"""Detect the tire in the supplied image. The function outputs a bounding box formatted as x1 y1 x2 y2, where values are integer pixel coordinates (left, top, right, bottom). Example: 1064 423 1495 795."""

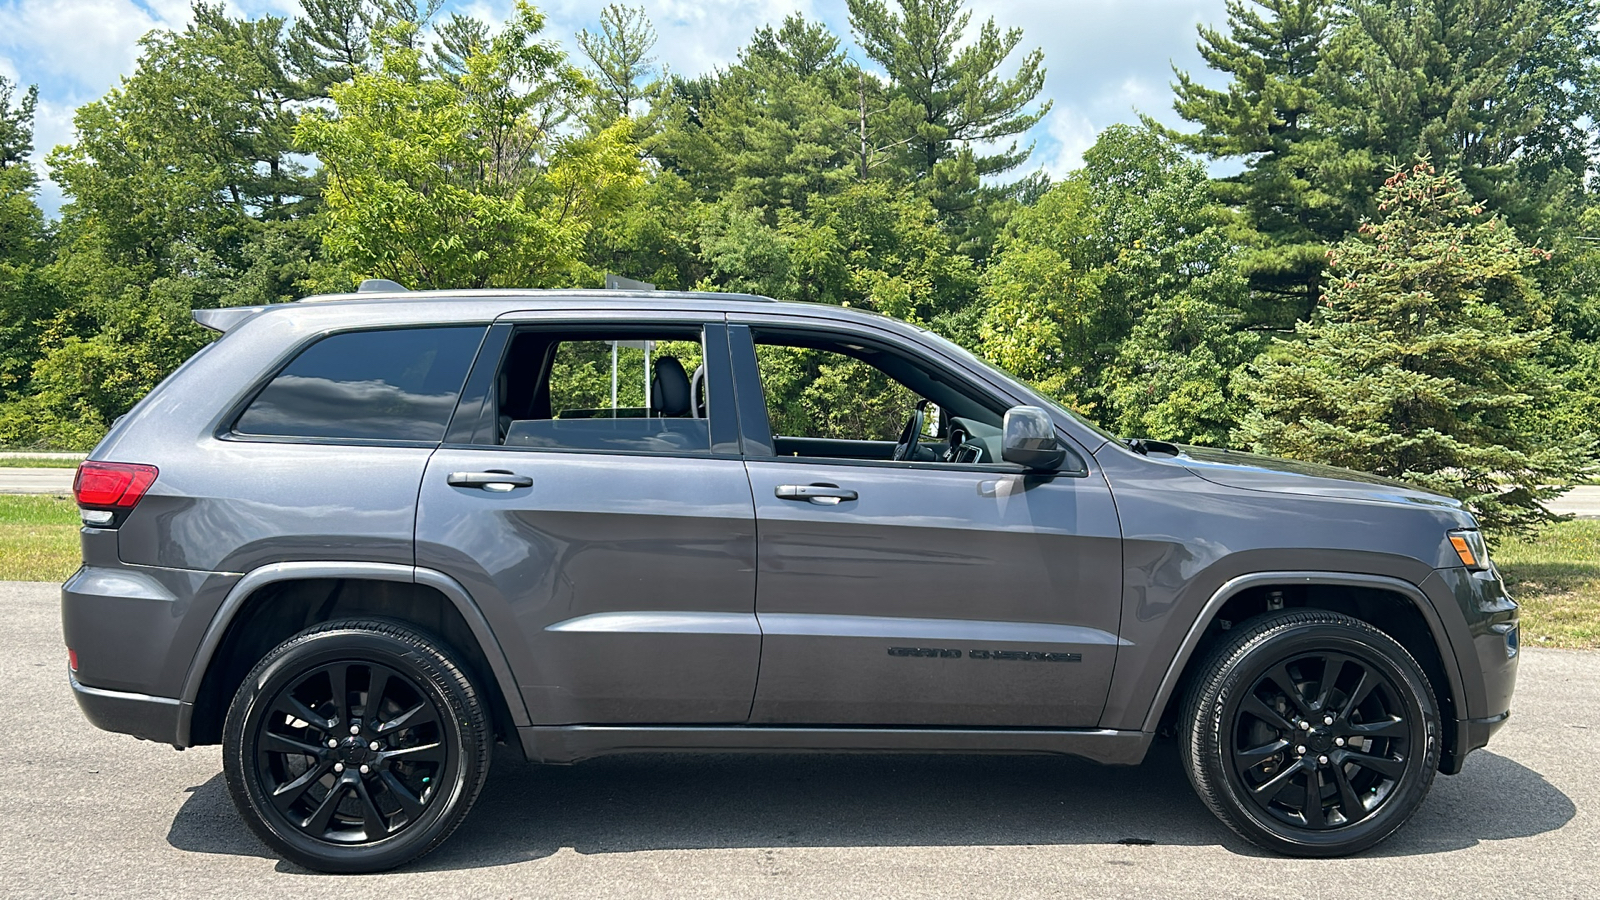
1180 610 1440 857
221 619 492 873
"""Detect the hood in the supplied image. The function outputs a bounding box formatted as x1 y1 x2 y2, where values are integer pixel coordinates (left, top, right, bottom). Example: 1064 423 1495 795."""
1171 445 1466 512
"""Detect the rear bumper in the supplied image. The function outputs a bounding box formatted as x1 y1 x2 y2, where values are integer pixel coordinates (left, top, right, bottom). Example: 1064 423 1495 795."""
68 671 184 746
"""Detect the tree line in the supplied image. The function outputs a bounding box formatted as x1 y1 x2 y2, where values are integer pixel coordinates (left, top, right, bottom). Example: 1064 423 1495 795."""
0 0 1594 530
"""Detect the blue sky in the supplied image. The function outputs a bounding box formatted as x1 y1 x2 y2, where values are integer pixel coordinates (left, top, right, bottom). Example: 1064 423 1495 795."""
0 0 1231 216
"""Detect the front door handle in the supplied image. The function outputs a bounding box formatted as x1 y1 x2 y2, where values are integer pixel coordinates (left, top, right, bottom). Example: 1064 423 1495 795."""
775 484 858 505
448 470 533 492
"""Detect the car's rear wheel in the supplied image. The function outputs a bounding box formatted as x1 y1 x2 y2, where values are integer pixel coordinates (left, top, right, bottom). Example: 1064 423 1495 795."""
1180 610 1440 856
222 619 491 873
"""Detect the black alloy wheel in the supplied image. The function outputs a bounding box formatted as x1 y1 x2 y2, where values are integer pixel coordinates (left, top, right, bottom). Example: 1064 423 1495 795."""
254 660 446 843
1181 610 1440 857
223 620 490 873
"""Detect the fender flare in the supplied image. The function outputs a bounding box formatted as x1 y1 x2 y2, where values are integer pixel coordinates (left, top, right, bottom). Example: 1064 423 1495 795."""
176 561 530 746
1138 571 1466 733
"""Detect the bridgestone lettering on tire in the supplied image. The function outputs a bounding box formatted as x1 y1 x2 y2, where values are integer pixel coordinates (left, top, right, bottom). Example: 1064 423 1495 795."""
221 619 491 873
1180 610 1440 857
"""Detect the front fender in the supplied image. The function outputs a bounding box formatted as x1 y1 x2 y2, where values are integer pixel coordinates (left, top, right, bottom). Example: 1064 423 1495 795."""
1121 570 1468 735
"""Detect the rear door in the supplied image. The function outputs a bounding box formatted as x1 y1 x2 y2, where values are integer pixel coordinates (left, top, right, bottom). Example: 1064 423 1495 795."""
415 315 762 724
730 320 1125 728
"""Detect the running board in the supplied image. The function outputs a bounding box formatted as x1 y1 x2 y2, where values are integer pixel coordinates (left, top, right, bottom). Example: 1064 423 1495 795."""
517 725 1152 766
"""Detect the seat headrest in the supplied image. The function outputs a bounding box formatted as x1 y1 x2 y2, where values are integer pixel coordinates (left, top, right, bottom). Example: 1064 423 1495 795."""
651 356 692 417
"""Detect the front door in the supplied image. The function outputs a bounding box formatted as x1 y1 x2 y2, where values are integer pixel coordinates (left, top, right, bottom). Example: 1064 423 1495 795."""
416 318 761 724
732 323 1124 727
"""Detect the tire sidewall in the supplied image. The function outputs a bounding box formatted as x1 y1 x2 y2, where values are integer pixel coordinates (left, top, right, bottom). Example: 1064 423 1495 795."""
1195 618 1440 856
222 626 482 873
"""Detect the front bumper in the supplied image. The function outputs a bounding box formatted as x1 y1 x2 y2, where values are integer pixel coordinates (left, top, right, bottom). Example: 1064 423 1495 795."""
1426 564 1519 774
68 671 183 746
1441 711 1510 774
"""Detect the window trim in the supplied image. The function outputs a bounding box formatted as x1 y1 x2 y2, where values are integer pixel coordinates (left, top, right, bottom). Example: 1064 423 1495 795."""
219 323 492 448
728 321 1090 478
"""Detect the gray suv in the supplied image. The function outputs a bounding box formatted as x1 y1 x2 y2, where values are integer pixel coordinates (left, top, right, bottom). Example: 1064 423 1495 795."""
63 288 1518 871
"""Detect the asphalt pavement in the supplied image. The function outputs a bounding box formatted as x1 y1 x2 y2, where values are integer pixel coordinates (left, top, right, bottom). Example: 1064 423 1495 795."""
0 467 75 494
0 581 1594 899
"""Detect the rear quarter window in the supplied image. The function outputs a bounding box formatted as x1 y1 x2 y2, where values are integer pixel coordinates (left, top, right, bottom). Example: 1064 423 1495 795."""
235 326 486 442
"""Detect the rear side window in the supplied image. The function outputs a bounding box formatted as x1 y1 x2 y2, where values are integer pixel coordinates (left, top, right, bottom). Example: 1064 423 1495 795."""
236 326 485 442
491 329 714 455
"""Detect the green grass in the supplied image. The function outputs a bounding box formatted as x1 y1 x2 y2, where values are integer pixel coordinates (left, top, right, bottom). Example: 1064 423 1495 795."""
1494 519 1600 650
0 495 80 582
0 495 1594 647
0 457 82 468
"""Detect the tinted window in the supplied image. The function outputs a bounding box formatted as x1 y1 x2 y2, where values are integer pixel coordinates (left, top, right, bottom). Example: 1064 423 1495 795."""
755 344 920 441
492 330 712 455
237 326 485 442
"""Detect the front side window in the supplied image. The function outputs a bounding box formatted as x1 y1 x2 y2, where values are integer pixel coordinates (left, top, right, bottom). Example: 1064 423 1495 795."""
490 327 713 455
752 331 1014 465
235 326 486 442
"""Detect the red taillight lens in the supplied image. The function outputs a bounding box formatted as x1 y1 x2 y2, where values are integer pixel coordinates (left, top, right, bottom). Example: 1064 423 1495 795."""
73 461 159 510
68 649 78 672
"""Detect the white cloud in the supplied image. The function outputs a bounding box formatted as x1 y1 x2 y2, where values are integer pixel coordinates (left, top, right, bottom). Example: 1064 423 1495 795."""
528 0 828 77
1040 106 1099 178
0 0 177 98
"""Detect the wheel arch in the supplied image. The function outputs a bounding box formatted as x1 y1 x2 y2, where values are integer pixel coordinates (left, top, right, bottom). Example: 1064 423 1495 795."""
179 561 529 748
1143 572 1465 763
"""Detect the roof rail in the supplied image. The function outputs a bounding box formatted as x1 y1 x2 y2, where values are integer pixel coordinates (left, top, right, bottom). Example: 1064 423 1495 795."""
358 278 409 292
295 287 783 304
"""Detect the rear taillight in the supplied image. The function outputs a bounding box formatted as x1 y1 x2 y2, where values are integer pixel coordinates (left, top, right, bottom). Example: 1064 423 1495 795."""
68 649 78 672
73 461 159 511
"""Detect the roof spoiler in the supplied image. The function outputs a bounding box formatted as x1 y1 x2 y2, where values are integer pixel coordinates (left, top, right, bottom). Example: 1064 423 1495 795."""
192 306 268 334
359 278 409 292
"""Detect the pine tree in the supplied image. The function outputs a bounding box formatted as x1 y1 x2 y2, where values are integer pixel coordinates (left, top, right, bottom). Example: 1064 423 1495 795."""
1238 162 1589 531
1330 0 1600 237
1168 0 1347 325
847 0 1049 238
577 4 660 123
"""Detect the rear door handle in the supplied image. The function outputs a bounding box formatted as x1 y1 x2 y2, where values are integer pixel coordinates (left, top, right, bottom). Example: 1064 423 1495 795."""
448 470 533 492
775 484 858 505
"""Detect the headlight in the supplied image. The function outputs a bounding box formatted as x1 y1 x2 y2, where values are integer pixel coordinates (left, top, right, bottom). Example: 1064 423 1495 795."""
1448 529 1491 570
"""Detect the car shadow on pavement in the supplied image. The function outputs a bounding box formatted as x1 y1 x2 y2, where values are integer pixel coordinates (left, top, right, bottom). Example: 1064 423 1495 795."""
166 742 1574 871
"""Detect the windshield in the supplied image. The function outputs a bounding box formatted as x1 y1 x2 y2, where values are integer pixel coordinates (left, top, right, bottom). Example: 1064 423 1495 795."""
910 325 1123 446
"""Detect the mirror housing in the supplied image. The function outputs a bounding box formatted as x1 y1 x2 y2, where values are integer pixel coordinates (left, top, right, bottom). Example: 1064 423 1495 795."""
1002 406 1067 471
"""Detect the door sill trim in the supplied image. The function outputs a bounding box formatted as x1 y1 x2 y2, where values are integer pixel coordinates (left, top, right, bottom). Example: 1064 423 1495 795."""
518 724 1151 766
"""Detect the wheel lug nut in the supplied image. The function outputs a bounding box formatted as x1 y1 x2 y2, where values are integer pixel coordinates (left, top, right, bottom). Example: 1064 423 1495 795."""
1299 721 1311 730
369 741 380 751
1323 716 1334 726
1336 737 1346 747
349 725 360 735
359 764 369 774
1318 755 1329 765
1296 745 1307 755
327 739 338 748
333 762 344 772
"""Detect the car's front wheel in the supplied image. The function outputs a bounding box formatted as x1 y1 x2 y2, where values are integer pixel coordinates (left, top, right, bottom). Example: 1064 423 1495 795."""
221 619 491 873
1181 610 1440 856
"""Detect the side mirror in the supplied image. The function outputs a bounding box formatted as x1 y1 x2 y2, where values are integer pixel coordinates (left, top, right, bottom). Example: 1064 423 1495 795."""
1002 406 1066 471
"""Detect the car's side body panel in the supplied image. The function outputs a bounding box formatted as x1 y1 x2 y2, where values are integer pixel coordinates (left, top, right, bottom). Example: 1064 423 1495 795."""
741 460 1124 727
416 449 761 724
1089 445 1505 736
414 312 762 725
